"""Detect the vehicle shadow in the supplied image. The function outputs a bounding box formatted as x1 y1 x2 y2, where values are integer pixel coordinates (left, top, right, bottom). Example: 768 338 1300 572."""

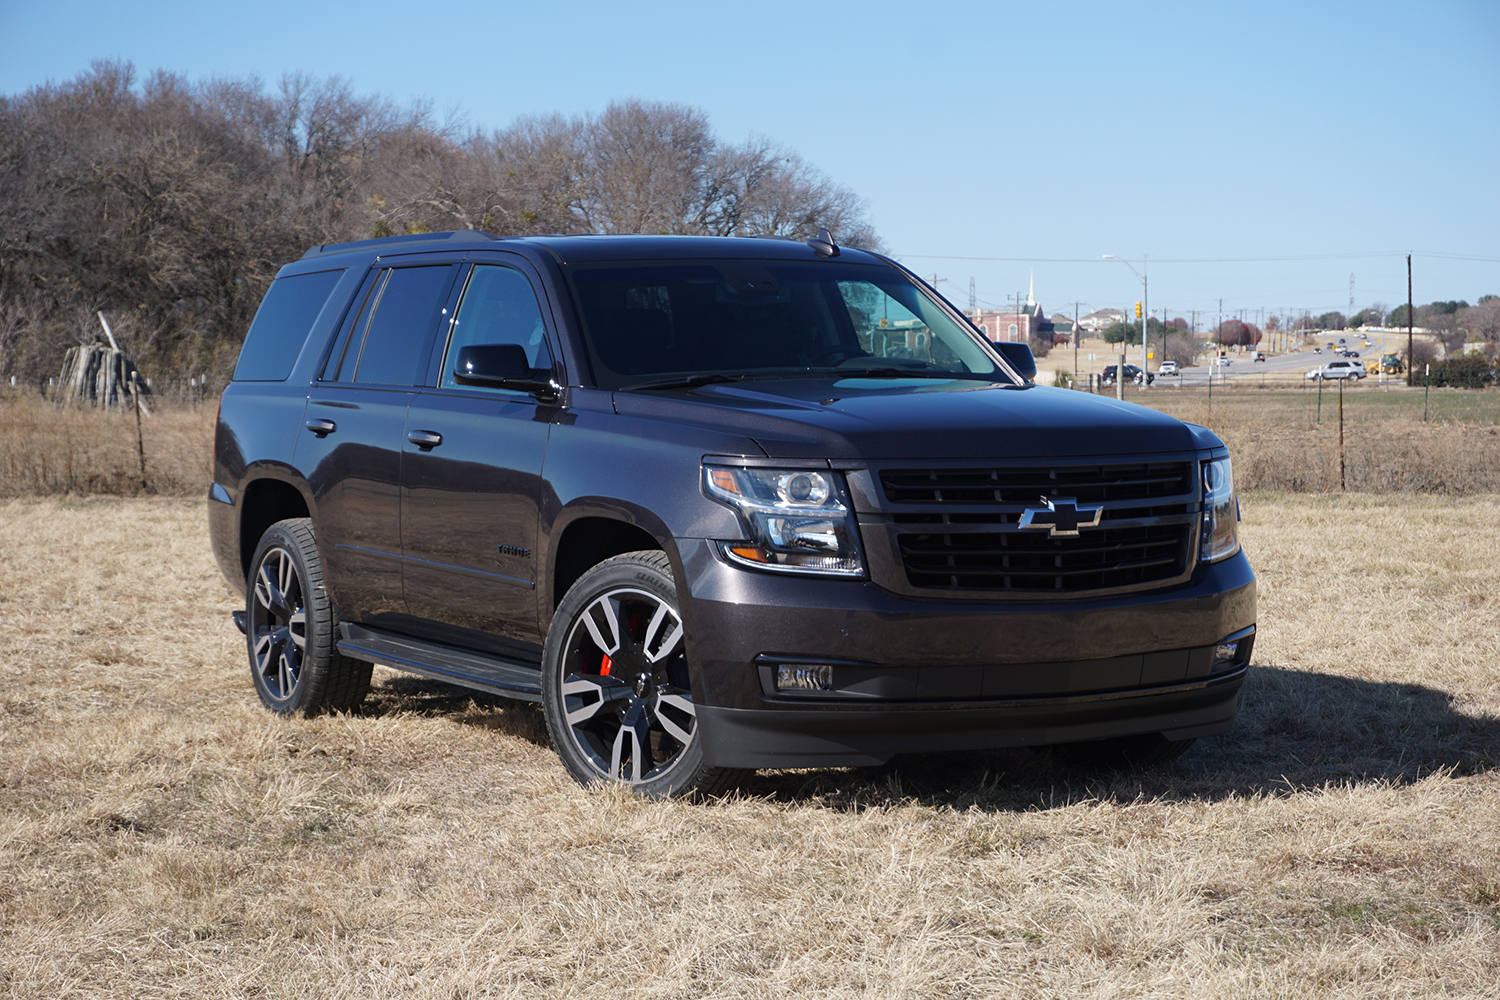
360 673 552 748
738 664 1500 812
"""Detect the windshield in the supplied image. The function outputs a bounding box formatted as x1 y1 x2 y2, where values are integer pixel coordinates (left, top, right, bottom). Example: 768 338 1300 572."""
562 260 1012 390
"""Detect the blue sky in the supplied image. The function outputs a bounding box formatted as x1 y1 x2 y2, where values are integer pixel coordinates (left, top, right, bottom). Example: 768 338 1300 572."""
3 0 1496 325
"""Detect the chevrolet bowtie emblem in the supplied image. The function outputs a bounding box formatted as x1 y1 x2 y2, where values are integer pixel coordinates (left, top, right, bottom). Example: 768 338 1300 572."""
1017 495 1103 537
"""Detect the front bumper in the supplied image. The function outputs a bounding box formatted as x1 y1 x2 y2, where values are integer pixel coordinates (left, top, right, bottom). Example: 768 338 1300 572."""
675 538 1257 768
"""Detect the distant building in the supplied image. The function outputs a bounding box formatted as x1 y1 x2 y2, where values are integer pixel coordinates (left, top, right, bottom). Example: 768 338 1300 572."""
966 274 1067 344
1079 308 1125 334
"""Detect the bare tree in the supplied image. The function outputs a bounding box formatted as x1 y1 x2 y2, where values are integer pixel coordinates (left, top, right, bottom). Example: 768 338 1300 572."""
1461 299 1500 360
0 69 881 388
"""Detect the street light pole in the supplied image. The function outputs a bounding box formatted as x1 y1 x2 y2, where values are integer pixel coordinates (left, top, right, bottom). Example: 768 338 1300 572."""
1104 255 1149 381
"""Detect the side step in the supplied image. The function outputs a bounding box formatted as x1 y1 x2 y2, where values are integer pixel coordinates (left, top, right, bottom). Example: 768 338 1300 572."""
337 622 543 703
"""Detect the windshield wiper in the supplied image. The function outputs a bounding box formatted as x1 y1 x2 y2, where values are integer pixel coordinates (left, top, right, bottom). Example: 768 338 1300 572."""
620 370 837 391
833 367 998 380
619 373 742 392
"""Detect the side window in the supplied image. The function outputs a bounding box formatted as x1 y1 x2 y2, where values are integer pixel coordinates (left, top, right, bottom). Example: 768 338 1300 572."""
349 265 457 386
439 265 553 389
321 270 382 382
234 268 345 381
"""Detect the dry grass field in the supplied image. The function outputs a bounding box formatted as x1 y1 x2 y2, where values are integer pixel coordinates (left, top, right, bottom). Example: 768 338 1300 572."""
2 387 1499 996
2 490 1498 998
0 395 216 497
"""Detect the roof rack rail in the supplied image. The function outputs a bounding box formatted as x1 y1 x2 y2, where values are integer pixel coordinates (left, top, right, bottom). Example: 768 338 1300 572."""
300 230 499 259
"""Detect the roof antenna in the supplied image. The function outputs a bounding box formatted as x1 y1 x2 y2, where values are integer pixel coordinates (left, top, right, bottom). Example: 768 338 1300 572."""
807 227 840 258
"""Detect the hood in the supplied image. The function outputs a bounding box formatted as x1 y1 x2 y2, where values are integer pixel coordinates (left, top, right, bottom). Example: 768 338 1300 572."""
612 377 1202 461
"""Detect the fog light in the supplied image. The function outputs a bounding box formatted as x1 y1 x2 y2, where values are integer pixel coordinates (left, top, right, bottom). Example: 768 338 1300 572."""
1212 641 1241 674
776 663 834 692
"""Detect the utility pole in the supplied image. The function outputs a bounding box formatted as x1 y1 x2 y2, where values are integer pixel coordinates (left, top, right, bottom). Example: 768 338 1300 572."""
1066 301 1087 385
1406 254 1414 387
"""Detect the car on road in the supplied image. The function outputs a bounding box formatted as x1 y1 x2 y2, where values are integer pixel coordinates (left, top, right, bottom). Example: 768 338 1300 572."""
1100 363 1155 386
208 229 1254 797
1305 360 1366 381
1253 353 1266 362
1158 361 1179 376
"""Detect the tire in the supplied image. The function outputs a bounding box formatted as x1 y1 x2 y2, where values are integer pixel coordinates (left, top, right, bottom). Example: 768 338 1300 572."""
541 551 748 798
245 518 371 716
1033 733 1195 769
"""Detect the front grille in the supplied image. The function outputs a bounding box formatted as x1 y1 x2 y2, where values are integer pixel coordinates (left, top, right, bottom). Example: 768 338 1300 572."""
880 462 1194 505
897 522 1189 591
877 462 1197 595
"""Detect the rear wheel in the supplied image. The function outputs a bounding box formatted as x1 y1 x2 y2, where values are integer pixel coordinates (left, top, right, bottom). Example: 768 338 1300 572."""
245 518 371 716
541 551 748 798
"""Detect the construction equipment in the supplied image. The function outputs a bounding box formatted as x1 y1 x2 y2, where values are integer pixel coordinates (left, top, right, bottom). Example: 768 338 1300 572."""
1379 353 1404 375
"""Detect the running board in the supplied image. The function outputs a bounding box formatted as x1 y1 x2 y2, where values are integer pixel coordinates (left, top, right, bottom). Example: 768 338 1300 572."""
337 623 543 702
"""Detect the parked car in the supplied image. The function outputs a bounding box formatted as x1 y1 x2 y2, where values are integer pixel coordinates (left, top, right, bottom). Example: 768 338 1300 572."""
1305 360 1366 381
1100 363 1155 386
1158 361 1179 376
209 229 1254 797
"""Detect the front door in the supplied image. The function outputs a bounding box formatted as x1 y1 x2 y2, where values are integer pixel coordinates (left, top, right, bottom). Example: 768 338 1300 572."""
401 260 557 644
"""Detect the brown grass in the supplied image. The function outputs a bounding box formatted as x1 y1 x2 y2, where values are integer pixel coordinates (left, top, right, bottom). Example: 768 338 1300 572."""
2 495 1498 997
1121 383 1500 494
6 384 1499 501
0 395 215 497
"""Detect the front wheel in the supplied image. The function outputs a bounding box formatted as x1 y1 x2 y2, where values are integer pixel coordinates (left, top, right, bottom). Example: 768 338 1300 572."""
541 551 748 798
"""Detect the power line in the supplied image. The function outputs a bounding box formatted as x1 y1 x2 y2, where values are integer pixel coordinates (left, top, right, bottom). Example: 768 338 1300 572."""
893 250 1500 264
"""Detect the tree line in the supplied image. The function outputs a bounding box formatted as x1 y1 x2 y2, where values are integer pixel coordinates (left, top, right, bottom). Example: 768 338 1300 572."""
0 60 879 387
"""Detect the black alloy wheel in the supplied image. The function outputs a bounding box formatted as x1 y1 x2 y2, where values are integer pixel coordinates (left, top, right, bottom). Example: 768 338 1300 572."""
245 518 370 716
541 551 746 798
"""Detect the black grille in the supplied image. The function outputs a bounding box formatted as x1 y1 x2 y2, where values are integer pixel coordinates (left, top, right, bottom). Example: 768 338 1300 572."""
896 523 1189 592
877 462 1198 595
880 462 1194 505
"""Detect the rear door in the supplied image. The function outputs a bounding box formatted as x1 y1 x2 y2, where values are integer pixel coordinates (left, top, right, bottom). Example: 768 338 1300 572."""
296 259 460 622
400 255 559 643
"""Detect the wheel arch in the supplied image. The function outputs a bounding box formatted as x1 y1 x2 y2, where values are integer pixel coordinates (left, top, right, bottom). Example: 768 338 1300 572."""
545 512 668 631
239 478 312 582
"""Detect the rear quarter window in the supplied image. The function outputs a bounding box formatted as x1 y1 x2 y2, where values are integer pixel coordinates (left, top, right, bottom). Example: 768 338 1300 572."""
233 269 346 381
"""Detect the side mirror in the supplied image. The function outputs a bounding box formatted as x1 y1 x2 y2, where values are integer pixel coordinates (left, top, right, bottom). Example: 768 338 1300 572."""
453 344 559 401
995 342 1037 384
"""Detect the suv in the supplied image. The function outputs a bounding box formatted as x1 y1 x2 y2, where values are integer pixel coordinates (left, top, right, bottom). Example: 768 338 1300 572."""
210 230 1256 797
1100 363 1155 386
1157 361 1179 376
1305 360 1365 381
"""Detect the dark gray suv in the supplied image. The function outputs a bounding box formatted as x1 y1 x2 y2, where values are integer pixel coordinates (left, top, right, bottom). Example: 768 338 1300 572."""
210 229 1256 797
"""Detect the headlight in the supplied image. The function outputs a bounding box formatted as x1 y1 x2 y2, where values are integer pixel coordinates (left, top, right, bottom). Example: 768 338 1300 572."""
703 465 865 577
1200 456 1240 563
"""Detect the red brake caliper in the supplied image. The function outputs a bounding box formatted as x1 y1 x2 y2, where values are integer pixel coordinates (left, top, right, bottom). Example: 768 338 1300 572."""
600 654 612 676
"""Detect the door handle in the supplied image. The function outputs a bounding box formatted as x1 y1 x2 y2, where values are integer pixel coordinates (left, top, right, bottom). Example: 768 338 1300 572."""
407 429 443 450
305 418 336 437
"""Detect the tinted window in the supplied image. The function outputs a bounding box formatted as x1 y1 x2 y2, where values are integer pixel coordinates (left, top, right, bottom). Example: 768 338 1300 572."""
565 261 1005 390
353 265 457 386
439 265 553 389
233 269 344 381
321 271 382 382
